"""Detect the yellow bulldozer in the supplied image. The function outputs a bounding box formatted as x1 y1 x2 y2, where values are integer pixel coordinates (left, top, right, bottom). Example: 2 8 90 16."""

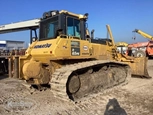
115 42 128 54
8 10 150 101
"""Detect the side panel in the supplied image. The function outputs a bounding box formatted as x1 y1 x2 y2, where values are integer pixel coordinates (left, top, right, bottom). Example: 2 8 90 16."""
27 38 115 61
54 39 93 59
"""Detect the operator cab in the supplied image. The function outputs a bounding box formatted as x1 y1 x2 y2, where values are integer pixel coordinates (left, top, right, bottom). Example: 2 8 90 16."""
39 10 88 41
37 10 113 46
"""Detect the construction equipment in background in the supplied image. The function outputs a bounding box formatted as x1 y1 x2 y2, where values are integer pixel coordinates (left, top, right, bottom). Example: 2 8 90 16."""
127 41 149 57
0 49 26 74
127 29 153 57
115 42 128 47
0 18 40 43
115 42 128 54
0 19 40 74
3 10 150 102
133 29 153 40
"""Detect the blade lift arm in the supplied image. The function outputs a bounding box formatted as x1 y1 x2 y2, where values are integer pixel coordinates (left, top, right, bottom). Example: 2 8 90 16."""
106 25 115 46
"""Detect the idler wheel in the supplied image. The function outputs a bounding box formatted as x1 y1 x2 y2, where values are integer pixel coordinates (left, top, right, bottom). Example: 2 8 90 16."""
67 73 80 94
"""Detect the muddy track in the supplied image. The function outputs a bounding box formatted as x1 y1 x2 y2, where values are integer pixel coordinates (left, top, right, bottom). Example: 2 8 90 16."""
50 60 131 102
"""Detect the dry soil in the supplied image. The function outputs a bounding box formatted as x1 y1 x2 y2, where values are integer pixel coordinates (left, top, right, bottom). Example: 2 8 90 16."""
0 60 153 115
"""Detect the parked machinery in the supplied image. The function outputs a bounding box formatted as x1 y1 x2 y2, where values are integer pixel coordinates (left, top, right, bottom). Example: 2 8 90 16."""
115 42 128 54
128 29 153 57
0 49 27 75
6 10 150 101
133 29 153 40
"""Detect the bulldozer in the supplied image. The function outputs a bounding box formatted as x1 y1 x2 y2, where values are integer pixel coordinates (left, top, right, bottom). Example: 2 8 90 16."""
115 42 128 54
8 10 150 101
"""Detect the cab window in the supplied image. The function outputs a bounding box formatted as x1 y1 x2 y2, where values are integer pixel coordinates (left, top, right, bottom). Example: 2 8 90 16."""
39 16 58 40
67 17 81 38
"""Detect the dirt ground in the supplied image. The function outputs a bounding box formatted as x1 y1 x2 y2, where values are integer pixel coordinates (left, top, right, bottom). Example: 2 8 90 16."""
0 60 153 115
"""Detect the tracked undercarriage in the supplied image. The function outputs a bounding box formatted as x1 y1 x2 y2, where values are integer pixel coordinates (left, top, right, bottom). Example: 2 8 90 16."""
50 60 131 102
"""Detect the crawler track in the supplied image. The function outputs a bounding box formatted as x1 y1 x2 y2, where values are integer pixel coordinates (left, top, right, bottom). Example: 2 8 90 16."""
50 60 131 102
